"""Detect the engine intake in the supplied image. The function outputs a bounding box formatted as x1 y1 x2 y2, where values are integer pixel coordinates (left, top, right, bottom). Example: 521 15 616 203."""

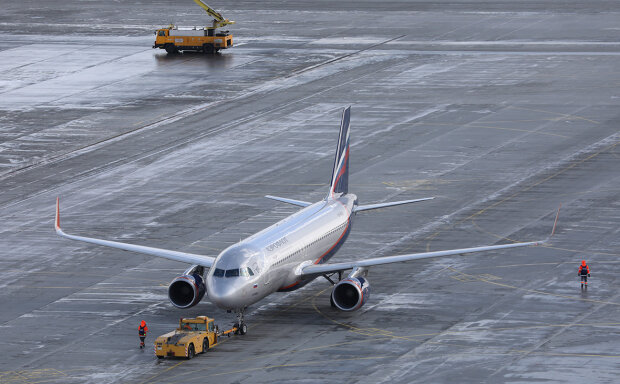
331 277 370 311
168 266 206 309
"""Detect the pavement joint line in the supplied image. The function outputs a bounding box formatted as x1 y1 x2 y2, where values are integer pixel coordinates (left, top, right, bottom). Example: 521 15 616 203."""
489 282 620 376
508 105 600 125
469 216 620 257
207 355 393 377
0 34 404 187
416 121 569 138
420 138 620 253
447 267 620 307
308 289 620 363
139 286 331 384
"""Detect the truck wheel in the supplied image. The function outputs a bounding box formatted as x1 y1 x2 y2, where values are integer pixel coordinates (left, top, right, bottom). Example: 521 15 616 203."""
157 355 164 359
202 338 209 353
203 44 214 54
187 344 195 360
165 44 178 54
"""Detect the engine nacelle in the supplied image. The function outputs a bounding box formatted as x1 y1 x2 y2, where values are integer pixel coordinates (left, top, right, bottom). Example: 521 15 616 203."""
168 266 206 309
331 277 370 311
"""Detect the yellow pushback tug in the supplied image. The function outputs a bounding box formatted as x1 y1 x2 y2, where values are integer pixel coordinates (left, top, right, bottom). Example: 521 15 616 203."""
154 316 238 359
153 0 234 54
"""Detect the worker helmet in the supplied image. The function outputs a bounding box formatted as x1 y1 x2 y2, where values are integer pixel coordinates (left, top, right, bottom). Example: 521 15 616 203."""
581 260 586 266
140 320 146 327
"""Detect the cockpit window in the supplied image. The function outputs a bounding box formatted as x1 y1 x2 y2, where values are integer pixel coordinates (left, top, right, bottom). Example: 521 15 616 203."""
225 269 240 277
216 267 255 278
213 268 225 277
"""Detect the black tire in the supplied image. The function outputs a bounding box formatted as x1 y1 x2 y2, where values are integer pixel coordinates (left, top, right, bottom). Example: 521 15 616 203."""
233 323 239 335
203 44 214 54
202 338 209 353
157 355 164 359
165 44 178 54
187 344 195 360
239 323 247 335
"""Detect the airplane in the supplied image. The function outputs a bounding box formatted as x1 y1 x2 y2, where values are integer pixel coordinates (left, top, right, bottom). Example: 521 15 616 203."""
55 106 559 335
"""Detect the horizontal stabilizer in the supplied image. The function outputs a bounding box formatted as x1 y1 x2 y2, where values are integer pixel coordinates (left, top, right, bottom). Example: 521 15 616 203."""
354 197 434 213
265 195 312 208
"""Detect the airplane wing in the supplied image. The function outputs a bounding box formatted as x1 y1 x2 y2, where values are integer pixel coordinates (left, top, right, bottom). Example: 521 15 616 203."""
301 206 561 277
265 195 312 207
54 198 215 267
300 239 544 276
354 197 435 213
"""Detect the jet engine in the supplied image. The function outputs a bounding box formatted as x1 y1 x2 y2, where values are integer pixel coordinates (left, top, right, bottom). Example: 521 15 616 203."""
330 276 370 311
168 265 206 309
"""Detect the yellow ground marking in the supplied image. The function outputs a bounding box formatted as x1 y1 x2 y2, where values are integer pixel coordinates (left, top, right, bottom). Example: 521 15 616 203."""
489 260 620 269
138 361 185 384
481 119 577 124
418 139 620 252
139 287 332 384
0 368 71 384
382 178 455 190
417 122 569 138
507 106 600 124
85 112 619 382
142 289 620 384
208 355 392 377
469 216 620 257
450 272 502 282
447 267 620 307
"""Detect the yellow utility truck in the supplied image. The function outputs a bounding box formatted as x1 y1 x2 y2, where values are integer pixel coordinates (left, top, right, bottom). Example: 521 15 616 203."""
154 316 219 359
153 0 234 54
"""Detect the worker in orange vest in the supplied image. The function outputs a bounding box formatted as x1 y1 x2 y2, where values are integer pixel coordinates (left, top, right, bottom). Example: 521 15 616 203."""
139 320 149 349
578 260 590 288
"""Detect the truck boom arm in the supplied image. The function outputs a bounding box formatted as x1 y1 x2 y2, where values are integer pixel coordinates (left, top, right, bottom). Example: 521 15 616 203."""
193 0 235 28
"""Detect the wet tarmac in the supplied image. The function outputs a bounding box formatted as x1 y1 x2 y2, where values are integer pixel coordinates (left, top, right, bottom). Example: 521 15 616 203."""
1 1 619 383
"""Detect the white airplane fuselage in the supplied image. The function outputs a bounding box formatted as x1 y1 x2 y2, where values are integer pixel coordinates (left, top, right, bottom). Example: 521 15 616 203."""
207 194 357 310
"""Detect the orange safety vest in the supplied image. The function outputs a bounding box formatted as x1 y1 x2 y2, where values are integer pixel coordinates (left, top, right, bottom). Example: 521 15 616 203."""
139 325 148 336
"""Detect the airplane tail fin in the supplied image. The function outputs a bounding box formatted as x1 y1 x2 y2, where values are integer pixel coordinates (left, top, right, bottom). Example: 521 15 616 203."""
328 106 351 198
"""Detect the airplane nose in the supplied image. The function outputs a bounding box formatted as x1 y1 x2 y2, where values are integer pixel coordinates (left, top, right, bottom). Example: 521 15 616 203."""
207 278 242 309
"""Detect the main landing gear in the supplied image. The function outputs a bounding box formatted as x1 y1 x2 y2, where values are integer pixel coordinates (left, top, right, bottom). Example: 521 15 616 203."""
233 309 248 335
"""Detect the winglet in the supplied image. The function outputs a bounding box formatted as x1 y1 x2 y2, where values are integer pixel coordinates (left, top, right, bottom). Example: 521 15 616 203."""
537 204 561 245
55 197 61 232
550 203 561 238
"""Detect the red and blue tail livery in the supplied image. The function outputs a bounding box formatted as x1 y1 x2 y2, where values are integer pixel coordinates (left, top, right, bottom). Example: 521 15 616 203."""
329 106 351 197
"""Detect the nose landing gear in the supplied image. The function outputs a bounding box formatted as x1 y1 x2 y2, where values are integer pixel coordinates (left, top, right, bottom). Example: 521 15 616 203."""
233 309 247 335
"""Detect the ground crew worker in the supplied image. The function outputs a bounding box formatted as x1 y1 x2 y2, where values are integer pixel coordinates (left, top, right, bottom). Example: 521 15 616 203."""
139 320 148 349
578 260 590 288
